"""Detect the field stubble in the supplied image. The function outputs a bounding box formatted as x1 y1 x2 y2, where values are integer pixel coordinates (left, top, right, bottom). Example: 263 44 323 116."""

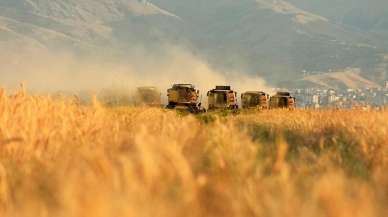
0 88 387 217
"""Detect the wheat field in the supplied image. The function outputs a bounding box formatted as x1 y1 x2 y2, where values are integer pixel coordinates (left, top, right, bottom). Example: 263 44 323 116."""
0 88 387 217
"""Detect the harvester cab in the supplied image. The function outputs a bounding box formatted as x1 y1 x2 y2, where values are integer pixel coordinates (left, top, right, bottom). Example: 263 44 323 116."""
270 92 296 109
241 91 270 110
207 86 238 111
134 86 162 107
166 84 205 113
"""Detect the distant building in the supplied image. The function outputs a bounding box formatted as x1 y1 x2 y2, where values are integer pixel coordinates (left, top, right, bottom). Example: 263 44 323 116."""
289 85 388 108
385 93 388 105
312 94 320 105
327 89 337 104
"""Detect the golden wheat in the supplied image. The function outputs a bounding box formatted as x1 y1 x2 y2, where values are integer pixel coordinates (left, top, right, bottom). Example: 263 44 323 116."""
0 89 387 217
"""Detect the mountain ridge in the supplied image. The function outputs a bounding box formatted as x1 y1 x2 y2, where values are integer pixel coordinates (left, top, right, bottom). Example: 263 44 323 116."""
0 0 387 87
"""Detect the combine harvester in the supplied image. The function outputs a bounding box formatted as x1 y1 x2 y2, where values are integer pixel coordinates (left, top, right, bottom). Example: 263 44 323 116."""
134 87 162 107
207 86 238 111
166 84 206 113
241 91 270 110
270 92 296 109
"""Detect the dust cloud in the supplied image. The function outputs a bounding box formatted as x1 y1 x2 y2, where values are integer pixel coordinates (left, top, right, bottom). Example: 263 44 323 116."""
0 44 273 103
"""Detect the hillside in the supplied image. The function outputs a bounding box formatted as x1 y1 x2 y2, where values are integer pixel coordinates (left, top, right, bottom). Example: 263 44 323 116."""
0 0 180 50
151 0 387 83
289 0 388 34
301 69 380 89
0 0 387 87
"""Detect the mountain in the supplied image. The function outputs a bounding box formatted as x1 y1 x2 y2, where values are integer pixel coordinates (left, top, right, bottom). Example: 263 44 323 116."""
288 0 388 33
151 0 387 83
287 0 388 51
287 68 381 89
0 0 181 50
0 0 387 88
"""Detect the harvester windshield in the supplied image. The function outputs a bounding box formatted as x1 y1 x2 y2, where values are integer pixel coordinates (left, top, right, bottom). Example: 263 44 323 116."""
243 93 261 107
213 92 228 105
272 97 288 107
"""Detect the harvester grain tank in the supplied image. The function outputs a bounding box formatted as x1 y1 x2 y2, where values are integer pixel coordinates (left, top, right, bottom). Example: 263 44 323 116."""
270 92 296 109
207 86 238 111
241 91 270 109
166 84 205 113
134 86 161 107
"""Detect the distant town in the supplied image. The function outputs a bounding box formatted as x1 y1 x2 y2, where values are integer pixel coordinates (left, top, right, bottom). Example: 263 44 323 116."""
289 81 388 109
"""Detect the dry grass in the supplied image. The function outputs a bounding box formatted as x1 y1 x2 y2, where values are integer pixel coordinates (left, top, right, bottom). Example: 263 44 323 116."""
0 88 387 217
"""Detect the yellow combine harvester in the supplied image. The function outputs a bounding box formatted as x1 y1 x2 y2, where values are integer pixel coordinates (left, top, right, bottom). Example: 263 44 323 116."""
270 92 296 109
166 84 205 113
134 87 162 107
207 86 238 111
241 91 270 110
